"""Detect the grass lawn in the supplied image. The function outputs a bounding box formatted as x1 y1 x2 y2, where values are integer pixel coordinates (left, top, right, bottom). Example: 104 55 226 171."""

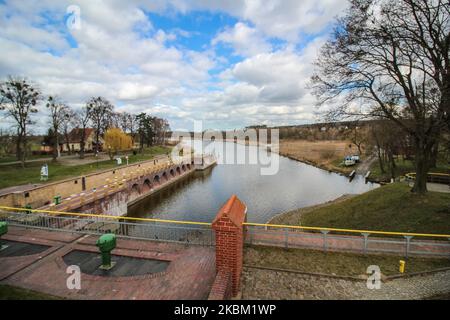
0 154 52 164
299 183 450 235
369 158 450 182
0 285 62 300
0 146 171 189
245 245 450 277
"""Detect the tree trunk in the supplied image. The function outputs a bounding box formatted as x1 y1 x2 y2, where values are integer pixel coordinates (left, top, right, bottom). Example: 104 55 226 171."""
411 139 431 194
52 131 58 161
95 131 100 153
387 148 396 180
79 132 86 159
21 134 26 169
79 141 85 159
64 130 71 155
16 135 22 162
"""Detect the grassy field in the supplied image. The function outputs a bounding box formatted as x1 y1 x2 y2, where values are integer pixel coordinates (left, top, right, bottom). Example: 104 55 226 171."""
279 139 356 174
245 245 450 277
369 158 450 182
298 183 450 234
0 154 52 164
0 285 62 300
0 146 171 189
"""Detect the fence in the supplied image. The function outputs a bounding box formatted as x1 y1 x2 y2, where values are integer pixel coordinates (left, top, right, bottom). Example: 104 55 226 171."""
405 172 450 185
244 223 450 258
1 206 450 258
0 207 214 246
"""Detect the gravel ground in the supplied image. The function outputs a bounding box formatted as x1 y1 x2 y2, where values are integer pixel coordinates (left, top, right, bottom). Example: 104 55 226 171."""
241 267 450 300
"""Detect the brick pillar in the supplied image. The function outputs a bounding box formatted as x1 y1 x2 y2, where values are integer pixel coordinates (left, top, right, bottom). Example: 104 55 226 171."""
212 195 247 297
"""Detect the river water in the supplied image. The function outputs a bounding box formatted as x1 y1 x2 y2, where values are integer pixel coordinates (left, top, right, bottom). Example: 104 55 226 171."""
128 141 379 223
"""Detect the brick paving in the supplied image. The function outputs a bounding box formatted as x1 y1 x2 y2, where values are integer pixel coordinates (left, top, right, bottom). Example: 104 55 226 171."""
0 227 216 299
241 267 450 300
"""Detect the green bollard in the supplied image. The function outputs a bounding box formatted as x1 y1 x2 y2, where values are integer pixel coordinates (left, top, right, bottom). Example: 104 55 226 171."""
96 233 116 270
53 195 61 205
0 221 8 251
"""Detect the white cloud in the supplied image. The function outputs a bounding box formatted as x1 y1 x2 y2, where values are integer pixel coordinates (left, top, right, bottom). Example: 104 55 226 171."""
168 0 348 41
0 0 346 131
212 22 272 57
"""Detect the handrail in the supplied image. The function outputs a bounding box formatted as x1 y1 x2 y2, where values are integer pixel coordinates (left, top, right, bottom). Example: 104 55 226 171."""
0 206 211 227
243 222 450 239
2 205 448 238
405 172 450 178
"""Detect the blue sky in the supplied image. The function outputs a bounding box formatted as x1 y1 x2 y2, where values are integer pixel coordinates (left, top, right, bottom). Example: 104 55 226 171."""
0 0 349 133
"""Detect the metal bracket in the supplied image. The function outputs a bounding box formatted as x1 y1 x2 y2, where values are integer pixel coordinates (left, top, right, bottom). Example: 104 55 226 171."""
404 235 414 259
321 230 330 251
361 233 370 254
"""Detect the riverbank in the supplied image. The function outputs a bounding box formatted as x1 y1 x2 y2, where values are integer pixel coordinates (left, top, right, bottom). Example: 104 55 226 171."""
268 194 357 225
269 183 450 235
279 140 356 176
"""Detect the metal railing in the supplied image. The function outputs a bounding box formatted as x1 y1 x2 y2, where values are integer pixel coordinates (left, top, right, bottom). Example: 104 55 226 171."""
405 172 450 185
244 223 450 258
0 207 214 246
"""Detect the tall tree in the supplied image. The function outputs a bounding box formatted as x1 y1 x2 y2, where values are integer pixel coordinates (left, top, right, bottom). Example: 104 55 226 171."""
104 128 133 160
0 77 40 168
60 107 76 155
86 97 113 153
74 106 91 159
311 0 450 193
46 96 70 161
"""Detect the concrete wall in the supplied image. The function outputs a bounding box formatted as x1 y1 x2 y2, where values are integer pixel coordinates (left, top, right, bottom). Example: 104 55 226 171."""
0 157 193 209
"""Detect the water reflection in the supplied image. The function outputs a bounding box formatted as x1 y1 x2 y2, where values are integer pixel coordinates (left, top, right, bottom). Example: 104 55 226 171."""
128 141 379 223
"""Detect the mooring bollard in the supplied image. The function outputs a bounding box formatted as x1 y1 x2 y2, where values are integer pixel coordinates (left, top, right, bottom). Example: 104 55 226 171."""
399 260 406 273
96 233 116 270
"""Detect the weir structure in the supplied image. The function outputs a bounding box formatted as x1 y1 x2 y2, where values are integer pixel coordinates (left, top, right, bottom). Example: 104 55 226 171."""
31 154 216 216
1 194 449 300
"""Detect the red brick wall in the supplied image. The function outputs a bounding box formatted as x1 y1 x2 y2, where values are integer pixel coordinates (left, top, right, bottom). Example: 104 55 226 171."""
208 270 232 300
212 195 246 297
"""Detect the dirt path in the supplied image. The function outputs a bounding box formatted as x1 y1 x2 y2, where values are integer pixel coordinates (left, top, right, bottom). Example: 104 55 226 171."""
356 153 377 175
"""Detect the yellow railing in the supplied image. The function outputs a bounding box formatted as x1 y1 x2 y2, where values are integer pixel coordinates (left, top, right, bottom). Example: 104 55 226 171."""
2 205 448 239
243 222 450 239
405 172 450 182
0 206 211 227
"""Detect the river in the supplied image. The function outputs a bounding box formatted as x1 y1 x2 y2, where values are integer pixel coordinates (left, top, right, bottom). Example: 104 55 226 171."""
128 141 379 223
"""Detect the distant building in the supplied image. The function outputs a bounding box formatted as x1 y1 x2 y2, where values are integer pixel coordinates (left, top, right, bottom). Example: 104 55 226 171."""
62 128 104 152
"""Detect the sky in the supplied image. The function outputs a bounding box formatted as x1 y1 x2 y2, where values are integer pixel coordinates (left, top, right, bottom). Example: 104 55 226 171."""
0 0 349 133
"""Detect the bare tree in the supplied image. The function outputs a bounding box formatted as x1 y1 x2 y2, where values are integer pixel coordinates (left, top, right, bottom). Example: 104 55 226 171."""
0 76 40 168
60 107 76 155
46 96 70 161
74 106 91 159
311 0 450 193
345 123 367 155
118 112 137 138
86 97 114 153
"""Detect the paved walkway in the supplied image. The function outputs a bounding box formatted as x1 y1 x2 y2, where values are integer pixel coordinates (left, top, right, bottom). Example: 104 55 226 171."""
425 183 450 193
241 267 450 300
0 226 216 299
